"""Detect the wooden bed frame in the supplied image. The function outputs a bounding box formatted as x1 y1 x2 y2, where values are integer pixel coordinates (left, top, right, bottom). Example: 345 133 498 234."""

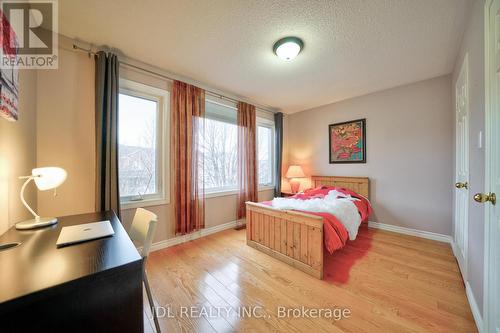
245 176 370 279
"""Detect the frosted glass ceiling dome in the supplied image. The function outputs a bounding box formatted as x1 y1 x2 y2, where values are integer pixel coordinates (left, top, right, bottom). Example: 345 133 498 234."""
273 37 304 61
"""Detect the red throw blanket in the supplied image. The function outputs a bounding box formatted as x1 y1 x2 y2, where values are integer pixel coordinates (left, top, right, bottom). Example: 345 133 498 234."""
264 186 372 254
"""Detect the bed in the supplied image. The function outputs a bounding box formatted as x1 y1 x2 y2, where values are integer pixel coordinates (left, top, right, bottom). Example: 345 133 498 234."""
245 176 370 279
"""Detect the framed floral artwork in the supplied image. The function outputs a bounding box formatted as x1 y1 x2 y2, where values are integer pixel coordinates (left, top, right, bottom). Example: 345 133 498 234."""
329 118 366 163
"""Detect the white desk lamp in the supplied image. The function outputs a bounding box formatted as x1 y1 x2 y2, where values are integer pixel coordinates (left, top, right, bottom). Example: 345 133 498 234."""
16 167 67 230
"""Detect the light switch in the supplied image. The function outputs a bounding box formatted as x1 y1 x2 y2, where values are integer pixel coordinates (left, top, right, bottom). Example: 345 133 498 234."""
478 131 483 149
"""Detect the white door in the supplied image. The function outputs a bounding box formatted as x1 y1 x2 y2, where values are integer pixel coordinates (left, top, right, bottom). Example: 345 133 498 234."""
485 1 500 331
454 54 470 279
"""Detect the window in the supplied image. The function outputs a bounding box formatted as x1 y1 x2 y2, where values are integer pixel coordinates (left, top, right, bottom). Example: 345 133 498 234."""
257 118 275 188
118 79 169 207
203 99 238 194
203 98 276 196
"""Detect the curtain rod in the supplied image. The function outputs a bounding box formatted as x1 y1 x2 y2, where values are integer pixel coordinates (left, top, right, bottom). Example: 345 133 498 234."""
72 44 276 114
119 61 242 106
72 44 98 57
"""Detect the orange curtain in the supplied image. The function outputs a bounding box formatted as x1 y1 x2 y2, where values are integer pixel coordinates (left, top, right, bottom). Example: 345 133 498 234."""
172 81 205 234
237 101 257 219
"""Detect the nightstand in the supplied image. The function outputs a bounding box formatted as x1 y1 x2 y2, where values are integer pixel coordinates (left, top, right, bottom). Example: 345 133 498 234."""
281 192 295 197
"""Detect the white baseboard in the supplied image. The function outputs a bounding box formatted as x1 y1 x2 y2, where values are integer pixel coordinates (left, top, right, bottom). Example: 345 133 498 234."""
465 281 483 333
450 240 458 258
150 219 242 252
149 218 482 331
151 220 452 252
367 221 453 243
368 222 482 331
450 241 466 275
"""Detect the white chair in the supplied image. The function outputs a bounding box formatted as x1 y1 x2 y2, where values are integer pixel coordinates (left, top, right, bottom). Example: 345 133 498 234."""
129 208 161 333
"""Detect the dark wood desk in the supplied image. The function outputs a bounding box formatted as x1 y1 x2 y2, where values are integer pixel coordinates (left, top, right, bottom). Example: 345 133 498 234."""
0 211 143 333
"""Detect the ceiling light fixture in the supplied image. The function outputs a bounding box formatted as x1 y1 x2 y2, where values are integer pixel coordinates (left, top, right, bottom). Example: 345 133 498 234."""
273 36 304 61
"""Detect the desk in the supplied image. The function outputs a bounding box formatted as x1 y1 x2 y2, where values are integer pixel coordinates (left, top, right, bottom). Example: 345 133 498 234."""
0 211 143 332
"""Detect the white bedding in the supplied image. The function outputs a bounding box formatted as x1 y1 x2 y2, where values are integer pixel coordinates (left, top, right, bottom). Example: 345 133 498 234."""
271 190 362 240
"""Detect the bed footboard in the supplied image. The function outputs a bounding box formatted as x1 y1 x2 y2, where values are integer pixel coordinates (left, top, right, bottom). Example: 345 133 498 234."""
245 202 324 279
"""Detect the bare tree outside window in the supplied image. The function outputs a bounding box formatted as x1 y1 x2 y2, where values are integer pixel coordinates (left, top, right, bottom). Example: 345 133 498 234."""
258 125 273 186
118 93 158 199
202 99 275 192
118 93 274 198
202 117 238 191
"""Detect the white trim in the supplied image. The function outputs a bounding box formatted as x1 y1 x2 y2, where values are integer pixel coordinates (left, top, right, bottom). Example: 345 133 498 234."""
149 219 242 252
257 116 275 127
368 221 485 331
152 220 454 252
118 78 171 206
454 52 470 281
204 189 239 198
483 2 496 332
450 241 484 333
451 241 460 262
367 221 452 243
206 94 238 110
257 117 276 189
466 281 484 333
205 187 275 199
259 185 275 192
120 198 169 210
148 217 482 333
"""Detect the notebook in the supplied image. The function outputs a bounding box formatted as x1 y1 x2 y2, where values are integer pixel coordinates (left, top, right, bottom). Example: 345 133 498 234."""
56 221 115 247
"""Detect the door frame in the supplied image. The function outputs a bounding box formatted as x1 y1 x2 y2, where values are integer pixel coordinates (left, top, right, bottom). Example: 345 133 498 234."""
454 52 470 281
484 1 498 331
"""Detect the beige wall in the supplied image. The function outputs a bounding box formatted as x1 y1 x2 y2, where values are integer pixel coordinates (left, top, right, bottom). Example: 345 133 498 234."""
287 75 453 235
33 42 455 242
34 41 277 244
118 65 276 242
452 0 485 314
204 189 274 229
0 70 38 235
36 47 96 217
120 189 274 243
2 42 457 251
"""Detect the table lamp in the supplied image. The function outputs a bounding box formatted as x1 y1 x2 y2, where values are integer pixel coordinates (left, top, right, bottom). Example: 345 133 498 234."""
16 167 67 230
286 165 305 193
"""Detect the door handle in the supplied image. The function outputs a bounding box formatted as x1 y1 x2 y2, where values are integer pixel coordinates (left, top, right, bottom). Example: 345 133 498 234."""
455 182 468 189
473 192 496 205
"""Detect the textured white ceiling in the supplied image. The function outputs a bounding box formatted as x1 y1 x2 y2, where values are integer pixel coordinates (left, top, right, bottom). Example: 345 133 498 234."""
59 0 470 113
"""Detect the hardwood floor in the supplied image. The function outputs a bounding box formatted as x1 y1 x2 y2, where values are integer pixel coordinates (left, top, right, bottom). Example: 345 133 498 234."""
144 225 477 333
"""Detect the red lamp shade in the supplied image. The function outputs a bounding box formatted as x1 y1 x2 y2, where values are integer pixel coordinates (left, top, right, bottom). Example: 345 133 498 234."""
286 165 305 193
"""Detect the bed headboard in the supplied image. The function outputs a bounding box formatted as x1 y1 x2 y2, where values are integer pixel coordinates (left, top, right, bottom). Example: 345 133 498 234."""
311 176 370 199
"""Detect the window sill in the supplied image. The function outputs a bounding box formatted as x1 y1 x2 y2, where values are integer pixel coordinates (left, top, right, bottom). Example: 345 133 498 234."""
120 198 169 210
204 186 275 199
205 189 239 199
259 185 275 192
